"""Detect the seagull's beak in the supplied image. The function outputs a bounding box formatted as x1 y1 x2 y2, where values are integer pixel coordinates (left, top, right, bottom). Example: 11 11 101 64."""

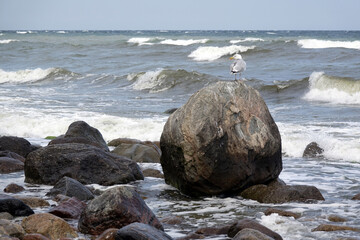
229 57 234 60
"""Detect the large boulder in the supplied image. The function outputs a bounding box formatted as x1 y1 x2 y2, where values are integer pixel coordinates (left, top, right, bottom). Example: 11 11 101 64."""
0 136 37 158
49 121 109 151
25 143 143 185
78 186 163 235
160 81 282 196
0 197 34 217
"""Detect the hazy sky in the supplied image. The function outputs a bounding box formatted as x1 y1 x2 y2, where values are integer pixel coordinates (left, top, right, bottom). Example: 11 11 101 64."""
1 0 359 30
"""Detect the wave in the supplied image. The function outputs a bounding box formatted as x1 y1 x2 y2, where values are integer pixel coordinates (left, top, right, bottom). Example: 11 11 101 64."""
0 68 78 84
303 72 360 105
188 45 255 61
297 39 360 50
0 39 19 44
16 31 28 34
127 68 214 93
127 37 157 46
160 39 209 46
230 38 264 44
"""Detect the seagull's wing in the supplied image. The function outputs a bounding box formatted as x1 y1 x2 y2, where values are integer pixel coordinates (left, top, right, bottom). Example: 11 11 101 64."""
231 59 246 73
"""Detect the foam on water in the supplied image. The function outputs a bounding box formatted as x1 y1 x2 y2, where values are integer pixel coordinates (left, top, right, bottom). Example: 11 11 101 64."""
160 39 209 46
298 39 360 50
0 68 57 84
188 45 255 61
127 37 155 45
128 68 168 92
303 72 360 105
230 38 264 44
0 39 19 44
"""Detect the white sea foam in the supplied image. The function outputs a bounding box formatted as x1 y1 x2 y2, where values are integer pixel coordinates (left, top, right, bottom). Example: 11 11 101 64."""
0 68 56 84
0 39 19 44
16 31 27 34
298 39 360 50
57 30 66 34
303 72 360 105
160 39 208 46
188 45 255 61
128 69 169 92
127 37 154 45
230 38 264 44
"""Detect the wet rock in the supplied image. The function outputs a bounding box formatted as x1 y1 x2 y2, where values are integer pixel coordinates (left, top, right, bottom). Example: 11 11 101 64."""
78 186 163 235
49 121 109 151
0 198 34 216
46 176 94 201
95 228 118 240
195 225 231 236
311 224 359 232
264 208 301 219
13 196 49 208
4 183 25 193
109 138 161 156
114 223 173 240
21 213 78 239
233 228 274 240
303 142 324 158
0 219 25 239
49 197 86 219
160 81 282 196
0 212 13 220
25 143 143 186
0 151 25 162
142 168 164 178
112 143 160 163
228 219 283 240
0 136 37 158
351 193 360 200
164 108 178 114
161 216 184 225
240 178 325 203
22 233 50 240
0 157 24 173
328 214 347 222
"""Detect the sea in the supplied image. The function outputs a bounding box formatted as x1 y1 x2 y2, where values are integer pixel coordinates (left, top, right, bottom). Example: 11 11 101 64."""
0 30 360 239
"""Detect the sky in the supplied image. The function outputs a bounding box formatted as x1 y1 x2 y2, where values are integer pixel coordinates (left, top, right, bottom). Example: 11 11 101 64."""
0 0 359 30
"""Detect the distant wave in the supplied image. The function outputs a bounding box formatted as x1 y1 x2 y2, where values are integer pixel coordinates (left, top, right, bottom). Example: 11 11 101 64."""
160 39 209 46
303 72 360 105
16 31 28 34
0 39 19 44
298 39 360 50
127 37 156 46
127 68 214 93
0 68 77 84
188 45 255 61
230 38 264 44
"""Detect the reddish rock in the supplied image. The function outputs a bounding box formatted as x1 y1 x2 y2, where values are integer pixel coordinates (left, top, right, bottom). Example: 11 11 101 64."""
351 193 360 200
13 196 49 209
264 208 301 219
4 183 25 193
49 197 86 219
22 233 50 240
95 228 118 240
0 157 24 173
312 224 359 232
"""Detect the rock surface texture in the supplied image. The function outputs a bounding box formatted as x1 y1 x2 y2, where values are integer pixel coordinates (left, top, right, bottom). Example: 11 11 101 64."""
160 81 282 196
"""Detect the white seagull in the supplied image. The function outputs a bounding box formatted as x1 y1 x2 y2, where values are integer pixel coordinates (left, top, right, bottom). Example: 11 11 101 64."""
230 54 246 80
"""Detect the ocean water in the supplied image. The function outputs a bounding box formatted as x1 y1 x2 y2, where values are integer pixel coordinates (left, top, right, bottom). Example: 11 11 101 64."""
1 30 360 239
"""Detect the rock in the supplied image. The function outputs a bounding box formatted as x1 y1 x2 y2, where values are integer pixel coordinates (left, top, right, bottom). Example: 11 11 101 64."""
0 151 25 162
303 142 324 158
112 143 160 163
4 183 25 193
195 225 231 236
0 198 34 216
351 193 360 200
0 157 24 173
109 138 161 156
13 196 49 208
115 223 173 240
0 219 25 239
0 136 37 158
21 213 78 239
78 186 163 235
160 81 282 196
0 212 13 220
142 168 164 178
49 121 109 151
46 176 94 201
161 216 183 225
25 143 143 185
312 224 359 232
328 214 347 222
177 233 204 240
228 219 283 240
233 228 274 240
264 208 301 219
22 233 50 240
95 228 118 240
48 197 86 219
164 108 178 114
240 178 325 203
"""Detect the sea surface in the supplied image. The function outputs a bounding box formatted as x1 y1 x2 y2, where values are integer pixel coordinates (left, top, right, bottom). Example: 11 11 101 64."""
1 30 360 239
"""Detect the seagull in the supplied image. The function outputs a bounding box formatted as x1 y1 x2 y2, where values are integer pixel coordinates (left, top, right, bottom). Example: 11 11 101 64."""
230 54 246 80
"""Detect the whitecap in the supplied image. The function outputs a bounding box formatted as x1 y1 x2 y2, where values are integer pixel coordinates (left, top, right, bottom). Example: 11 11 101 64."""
298 39 360 50
230 38 264 44
16 31 27 34
0 39 19 44
128 69 169 92
160 39 208 46
127 37 154 46
188 45 255 61
0 68 56 84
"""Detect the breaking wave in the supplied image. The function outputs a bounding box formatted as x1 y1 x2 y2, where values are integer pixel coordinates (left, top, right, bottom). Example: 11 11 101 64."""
127 37 157 46
0 39 19 44
160 39 209 46
298 39 360 50
230 38 264 44
303 72 360 105
188 45 255 61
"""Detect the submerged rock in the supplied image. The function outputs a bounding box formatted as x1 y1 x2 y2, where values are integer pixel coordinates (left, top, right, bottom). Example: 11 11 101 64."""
25 143 143 185
264 208 301 219
312 224 359 232
160 81 282 196
78 186 163 235
4 183 25 193
228 219 283 240
240 178 325 203
303 142 324 158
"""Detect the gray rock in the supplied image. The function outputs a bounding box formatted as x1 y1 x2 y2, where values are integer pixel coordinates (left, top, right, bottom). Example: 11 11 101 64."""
0 198 34 217
115 223 173 240
303 142 324 158
233 228 274 240
25 143 143 186
112 143 160 163
228 219 282 240
46 176 94 201
0 219 25 239
0 157 24 173
0 136 37 158
160 81 282 196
